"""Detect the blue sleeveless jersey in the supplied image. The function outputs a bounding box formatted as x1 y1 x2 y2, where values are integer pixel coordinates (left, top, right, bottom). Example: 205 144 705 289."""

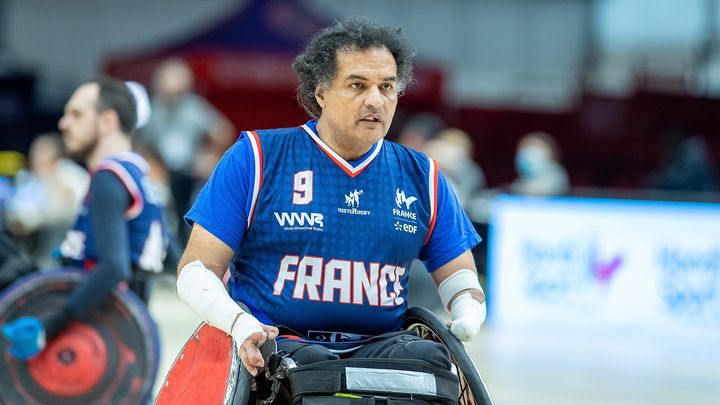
60 152 167 273
187 121 480 340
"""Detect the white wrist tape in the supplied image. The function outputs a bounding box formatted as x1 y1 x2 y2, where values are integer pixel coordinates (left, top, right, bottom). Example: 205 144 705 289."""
230 313 264 348
177 260 262 344
449 292 487 341
438 268 483 311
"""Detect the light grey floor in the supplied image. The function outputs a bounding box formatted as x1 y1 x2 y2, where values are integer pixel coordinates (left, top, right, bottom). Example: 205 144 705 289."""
149 275 720 405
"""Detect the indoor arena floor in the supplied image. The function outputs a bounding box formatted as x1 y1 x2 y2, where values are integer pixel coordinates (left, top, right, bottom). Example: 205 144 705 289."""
148 275 720 405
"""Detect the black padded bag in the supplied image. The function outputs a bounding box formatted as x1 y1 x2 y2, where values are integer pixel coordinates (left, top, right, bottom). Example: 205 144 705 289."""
288 358 459 405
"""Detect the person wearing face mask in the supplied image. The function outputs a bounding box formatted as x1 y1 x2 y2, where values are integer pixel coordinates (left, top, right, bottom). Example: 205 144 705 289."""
510 131 569 196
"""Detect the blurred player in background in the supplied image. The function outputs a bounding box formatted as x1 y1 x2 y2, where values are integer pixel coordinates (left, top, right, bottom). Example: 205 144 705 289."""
2 77 167 360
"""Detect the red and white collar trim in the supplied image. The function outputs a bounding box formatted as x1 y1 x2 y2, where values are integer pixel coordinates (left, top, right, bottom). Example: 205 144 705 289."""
301 124 383 178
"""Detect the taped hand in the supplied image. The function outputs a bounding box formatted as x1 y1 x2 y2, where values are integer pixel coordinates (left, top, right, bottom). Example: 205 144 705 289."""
448 292 486 342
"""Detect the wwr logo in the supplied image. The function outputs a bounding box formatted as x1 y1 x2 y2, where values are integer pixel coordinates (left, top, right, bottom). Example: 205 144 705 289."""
274 212 324 231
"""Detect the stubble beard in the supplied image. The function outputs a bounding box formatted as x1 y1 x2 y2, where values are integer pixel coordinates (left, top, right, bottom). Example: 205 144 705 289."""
327 118 385 158
66 131 100 164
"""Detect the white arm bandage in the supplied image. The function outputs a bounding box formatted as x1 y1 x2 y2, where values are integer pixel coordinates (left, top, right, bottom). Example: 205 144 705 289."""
437 268 486 341
177 260 263 346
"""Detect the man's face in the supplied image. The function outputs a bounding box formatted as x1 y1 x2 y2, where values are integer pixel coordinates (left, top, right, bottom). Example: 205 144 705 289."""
58 83 101 161
316 47 399 150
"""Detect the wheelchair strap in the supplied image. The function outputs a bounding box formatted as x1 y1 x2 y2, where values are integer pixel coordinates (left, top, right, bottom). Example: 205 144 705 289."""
287 358 458 404
277 327 413 353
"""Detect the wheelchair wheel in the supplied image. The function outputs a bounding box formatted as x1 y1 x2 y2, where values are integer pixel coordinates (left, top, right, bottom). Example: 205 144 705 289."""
0 270 160 404
155 322 252 405
403 307 494 405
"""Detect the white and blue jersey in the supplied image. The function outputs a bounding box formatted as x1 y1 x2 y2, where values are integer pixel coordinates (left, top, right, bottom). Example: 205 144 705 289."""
60 152 167 273
187 120 480 341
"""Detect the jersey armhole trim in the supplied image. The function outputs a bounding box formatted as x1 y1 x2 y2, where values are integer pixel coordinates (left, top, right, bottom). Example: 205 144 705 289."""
423 158 439 245
246 130 264 230
94 160 144 220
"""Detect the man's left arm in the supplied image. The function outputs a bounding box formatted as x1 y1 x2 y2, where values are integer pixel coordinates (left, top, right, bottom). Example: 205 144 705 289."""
420 166 485 342
48 170 133 338
65 170 133 320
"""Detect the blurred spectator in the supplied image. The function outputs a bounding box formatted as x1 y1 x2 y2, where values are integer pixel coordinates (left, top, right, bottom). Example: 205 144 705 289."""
425 128 488 283
4 133 89 268
396 112 444 152
425 128 486 207
649 135 718 193
140 58 236 241
510 131 569 196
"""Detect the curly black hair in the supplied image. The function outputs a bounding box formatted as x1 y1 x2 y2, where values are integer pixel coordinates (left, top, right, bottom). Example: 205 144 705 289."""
292 18 415 118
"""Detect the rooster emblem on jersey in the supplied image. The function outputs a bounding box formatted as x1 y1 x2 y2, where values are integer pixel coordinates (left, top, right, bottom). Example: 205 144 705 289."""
395 189 417 210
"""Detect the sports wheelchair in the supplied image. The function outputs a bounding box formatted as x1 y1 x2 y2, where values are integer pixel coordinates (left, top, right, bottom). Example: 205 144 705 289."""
0 271 160 404
156 308 493 405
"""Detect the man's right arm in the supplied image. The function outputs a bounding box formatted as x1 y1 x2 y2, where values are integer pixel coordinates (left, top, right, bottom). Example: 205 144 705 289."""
177 223 235 279
177 223 278 376
176 132 276 375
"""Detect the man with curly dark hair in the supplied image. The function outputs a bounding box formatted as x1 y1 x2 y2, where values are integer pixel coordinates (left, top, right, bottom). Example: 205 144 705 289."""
292 18 415 120
176 18 486 376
